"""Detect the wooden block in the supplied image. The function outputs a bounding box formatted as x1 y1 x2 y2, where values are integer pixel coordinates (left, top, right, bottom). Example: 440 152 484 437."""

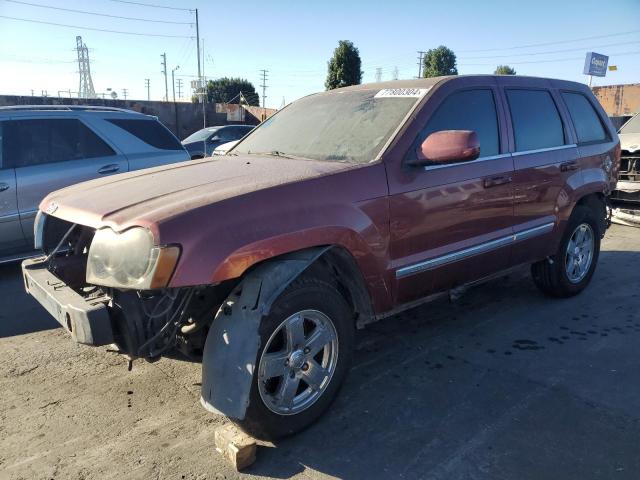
214 424 257 471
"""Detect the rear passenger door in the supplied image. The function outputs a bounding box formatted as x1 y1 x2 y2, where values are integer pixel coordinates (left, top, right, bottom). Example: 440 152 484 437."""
4 117 128 246
101 118 190 169
0 121 28 254
501 83 579 265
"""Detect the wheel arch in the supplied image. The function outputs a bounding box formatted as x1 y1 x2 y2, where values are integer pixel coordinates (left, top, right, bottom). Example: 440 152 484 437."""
200 244 375 420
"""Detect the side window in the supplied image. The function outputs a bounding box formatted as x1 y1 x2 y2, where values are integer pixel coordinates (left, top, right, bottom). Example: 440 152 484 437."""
218 127 235 141
561 92 607 144
410 89 500 160
107 118 183 150
4 119 114 168
506 89 565 151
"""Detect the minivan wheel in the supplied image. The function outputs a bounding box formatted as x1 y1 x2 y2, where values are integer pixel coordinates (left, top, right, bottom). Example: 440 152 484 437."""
234 276 354 440
531 205 601 298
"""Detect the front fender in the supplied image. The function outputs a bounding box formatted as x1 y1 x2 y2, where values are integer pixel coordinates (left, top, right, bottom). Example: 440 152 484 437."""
200 246 329 420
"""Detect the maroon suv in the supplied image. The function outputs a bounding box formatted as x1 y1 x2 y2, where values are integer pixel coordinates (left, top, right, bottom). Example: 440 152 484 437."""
23 75 620 439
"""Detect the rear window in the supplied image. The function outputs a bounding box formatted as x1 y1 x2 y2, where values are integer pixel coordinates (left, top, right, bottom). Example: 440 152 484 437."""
3 118 115 168
506 89 565 152
107 118 183 150
561 92 607 144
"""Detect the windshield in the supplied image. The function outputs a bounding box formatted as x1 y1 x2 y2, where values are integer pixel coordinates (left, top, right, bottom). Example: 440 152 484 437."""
234 89 423 163
620 114 640 134
183 127 221 143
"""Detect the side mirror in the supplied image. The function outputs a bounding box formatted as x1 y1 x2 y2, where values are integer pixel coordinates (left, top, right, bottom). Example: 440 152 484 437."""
409 130 480 166
208 136 220 143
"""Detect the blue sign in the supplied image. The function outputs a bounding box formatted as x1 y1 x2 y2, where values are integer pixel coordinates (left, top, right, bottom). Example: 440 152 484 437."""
583 52 609 77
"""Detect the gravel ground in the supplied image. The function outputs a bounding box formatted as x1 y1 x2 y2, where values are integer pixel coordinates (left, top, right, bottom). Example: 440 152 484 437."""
1 224 639 480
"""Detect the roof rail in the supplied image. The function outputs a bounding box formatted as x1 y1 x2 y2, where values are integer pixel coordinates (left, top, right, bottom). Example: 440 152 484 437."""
0 105 144 114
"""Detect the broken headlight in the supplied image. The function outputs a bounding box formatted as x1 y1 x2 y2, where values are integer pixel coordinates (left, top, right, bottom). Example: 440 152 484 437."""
86 227 180 290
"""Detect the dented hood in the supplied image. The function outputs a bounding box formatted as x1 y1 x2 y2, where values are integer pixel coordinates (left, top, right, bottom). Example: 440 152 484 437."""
41 155 354 231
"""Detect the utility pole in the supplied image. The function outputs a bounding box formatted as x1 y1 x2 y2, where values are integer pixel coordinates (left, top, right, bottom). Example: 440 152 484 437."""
375 67 382 83
201 39 206 127
122 88 128 100
392 66 399 80
171 65 180 102
259 69 268 108
144 78 150 101
195 9 201 92
161 53 168 101
176 78 183 99
417 51 426 78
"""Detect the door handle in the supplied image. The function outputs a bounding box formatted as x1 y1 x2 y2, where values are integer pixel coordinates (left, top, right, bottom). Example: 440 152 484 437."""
483 175 512 188
0 183 9 192
560 161 579 172
98 164 120 174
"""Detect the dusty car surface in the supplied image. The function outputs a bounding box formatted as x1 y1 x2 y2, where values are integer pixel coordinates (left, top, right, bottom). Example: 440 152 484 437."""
22 76 619 440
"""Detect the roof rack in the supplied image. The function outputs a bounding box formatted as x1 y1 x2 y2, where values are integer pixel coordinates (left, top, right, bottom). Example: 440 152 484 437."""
0 105 144 114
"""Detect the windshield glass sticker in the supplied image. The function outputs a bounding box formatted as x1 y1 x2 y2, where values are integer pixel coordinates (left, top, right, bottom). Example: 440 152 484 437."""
374 88 431 98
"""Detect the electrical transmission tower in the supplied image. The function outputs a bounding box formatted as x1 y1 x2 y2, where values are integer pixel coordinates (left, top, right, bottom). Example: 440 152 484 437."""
417 50 426 78
375 67 382 83
392 66 399 80
259 69 268 108
76 36 96 99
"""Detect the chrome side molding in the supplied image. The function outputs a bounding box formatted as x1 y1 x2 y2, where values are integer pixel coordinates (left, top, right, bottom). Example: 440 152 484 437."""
396 222 555 279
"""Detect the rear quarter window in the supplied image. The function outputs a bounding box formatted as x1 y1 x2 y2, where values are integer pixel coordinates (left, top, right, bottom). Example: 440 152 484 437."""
107 118 183 150
561 92 608 144
506 89 565 151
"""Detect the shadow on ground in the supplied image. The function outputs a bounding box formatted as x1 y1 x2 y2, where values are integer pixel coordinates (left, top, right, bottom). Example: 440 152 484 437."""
244 249 640 480
0 263 59 338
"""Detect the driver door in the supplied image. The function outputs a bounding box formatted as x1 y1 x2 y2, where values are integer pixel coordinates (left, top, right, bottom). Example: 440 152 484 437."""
388 80 515 305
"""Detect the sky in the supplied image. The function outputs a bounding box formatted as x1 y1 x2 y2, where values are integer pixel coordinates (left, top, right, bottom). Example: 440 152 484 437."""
0 0 639 109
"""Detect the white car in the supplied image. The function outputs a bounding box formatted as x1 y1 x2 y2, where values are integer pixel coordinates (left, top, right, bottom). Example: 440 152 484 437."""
212 140 239 156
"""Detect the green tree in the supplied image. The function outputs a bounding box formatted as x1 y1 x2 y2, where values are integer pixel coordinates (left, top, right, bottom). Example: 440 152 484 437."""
422 46 458 77
204 77 259 106
494 65 516 75
325 40 363 90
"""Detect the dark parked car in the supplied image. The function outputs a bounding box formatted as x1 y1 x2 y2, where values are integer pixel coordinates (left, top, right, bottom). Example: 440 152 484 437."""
181 125 254 158
23 76 619 440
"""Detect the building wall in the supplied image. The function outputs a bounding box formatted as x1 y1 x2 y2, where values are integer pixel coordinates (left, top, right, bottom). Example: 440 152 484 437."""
0 95 275 140
592 83 640 117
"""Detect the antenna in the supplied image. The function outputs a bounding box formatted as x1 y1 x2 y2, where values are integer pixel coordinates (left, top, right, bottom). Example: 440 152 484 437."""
76 36 96 99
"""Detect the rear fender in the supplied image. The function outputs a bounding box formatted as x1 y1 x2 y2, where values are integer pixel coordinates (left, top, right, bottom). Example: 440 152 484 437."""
200 246 330 419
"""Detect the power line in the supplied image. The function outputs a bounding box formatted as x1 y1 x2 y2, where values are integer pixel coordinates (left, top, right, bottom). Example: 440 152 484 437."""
3 0 193 24
460 40 640 60
109 0 193 11
460 50 640 66
458 29 640 53
0 15 194 38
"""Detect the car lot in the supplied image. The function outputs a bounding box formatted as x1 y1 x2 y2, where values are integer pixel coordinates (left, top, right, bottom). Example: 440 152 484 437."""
0 223 638 480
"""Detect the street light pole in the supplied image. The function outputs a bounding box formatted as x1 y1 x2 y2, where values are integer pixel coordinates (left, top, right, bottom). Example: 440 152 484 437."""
172 65 180 102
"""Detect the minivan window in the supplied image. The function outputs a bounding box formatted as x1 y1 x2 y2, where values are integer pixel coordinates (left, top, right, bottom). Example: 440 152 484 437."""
4 119 115 168
107 118 183 150
506 89 565 152
410 89 500 159
562 92 607 144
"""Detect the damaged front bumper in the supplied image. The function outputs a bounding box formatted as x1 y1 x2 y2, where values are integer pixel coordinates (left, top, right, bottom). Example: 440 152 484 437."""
22 257 113 345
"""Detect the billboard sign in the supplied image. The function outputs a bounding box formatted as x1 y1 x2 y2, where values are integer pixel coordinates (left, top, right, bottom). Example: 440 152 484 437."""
583 52 609 77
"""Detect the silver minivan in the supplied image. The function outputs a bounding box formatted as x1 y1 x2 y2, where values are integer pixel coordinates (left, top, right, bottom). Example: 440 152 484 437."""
0 105 190 261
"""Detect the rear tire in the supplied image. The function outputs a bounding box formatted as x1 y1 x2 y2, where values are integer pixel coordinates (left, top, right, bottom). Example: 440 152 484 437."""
531 204 601 298
234 276 354 440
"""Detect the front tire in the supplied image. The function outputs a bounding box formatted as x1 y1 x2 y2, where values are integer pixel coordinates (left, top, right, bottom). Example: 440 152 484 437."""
531 204 602 298
235 276 354 440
